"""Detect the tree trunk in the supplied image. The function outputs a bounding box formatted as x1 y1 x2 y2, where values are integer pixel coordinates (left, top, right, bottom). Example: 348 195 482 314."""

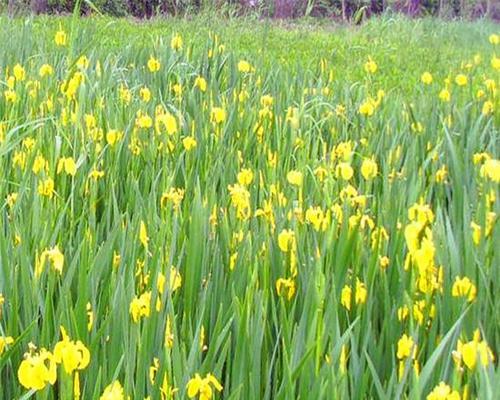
274 0 296 17
342 0 355 20
408 0 421 16
371 0 384 14
31 0 47 14
8 0 17 16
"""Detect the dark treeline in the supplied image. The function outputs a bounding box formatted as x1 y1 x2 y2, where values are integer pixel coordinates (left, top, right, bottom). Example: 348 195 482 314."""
2 0 499 20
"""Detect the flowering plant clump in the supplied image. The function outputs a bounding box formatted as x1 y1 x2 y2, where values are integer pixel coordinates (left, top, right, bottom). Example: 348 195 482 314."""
0 19 498 400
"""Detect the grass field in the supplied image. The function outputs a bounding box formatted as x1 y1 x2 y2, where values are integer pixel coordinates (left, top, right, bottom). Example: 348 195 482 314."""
0 14 499 400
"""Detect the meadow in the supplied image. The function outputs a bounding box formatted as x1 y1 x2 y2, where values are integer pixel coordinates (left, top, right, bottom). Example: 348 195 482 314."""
0 14 499 400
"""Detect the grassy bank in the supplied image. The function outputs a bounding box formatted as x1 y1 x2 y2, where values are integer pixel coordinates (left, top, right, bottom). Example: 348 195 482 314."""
0 15 499 400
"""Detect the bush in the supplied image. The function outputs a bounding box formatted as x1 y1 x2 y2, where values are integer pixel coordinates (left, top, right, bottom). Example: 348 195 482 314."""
1 0 498 19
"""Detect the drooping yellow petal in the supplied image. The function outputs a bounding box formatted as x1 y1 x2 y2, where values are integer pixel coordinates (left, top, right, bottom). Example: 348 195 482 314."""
139 221 149 249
